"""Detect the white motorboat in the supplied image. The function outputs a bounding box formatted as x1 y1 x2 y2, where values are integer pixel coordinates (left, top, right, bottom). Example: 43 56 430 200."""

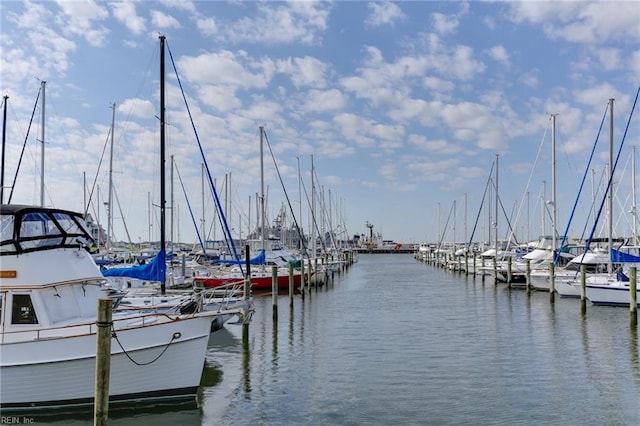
0 204 225 411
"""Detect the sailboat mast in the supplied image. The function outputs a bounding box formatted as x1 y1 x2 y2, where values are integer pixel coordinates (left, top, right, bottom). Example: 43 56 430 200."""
311 155 316 259
40 81 46 207
633 147 637 244
297 157 303 252
159 35 167 294
551 114 558 262
494 153 499 255
170 154 174 253
260 126 266 269
107 102 115 252
608 98 614 274
1 95 7 204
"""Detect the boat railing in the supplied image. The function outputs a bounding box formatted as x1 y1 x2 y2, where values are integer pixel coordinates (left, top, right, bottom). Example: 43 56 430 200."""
0 311 180 344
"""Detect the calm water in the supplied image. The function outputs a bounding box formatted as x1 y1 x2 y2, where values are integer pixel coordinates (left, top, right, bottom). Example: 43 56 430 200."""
32 254 640 425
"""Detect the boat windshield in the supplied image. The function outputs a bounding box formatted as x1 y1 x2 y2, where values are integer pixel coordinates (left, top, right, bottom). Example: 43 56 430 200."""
1 207 94 255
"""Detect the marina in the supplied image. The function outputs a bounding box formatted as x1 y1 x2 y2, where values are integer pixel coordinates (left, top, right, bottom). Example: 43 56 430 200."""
14 253 640 425
0 3 638 424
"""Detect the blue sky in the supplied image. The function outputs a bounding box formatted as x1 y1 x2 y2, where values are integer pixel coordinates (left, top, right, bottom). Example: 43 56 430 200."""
1 1 639 246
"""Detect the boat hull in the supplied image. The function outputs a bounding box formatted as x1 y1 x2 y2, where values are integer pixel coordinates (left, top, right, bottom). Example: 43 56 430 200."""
0 314 214 410
585 284 640 306
197 271 302 291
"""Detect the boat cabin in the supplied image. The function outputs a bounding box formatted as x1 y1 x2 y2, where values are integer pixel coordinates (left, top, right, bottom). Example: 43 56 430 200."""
0 204 108 341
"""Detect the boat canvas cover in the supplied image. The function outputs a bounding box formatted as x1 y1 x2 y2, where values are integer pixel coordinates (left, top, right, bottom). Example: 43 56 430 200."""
610 248 640 263
102 249 166 281
215 249 266 265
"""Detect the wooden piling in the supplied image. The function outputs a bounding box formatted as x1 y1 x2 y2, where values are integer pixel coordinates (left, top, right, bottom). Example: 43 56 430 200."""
493 257 498 285
472 253 476 277
244 245 251 304
525 259 531 294
94 298 112 426
580 264 587 314
507 257 512 289
549 262 555 304
289 262 294 307
300 256 306 300
630 267 637 326
272 266 278 321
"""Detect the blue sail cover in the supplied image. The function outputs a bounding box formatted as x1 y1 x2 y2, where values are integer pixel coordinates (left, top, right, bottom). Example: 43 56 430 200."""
102 249 166 282
610 248 640 263
215 249 266 265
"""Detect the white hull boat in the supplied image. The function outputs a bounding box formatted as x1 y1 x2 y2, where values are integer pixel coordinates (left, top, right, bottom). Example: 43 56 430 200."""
0 204 224 411
586 273 640 306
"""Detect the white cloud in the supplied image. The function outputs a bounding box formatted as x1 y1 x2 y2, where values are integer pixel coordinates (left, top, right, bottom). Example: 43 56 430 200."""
224 2 331 45
276 56 329 89
10 2 76 77
198 85 242 112
177 50 273 90
197 17 218 36
487 45 510 67
507 2 640 45
303 89 349 113
117 98 155 119
111 1 146 35
54 0 109 47
431 13 458 35
150 10 181 30
365 1 405 27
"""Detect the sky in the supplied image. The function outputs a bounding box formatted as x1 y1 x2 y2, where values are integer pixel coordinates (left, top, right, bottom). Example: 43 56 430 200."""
1 0 639 247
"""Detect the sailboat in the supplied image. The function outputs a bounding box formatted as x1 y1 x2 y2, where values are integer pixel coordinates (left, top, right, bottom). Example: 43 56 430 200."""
0 35 225 411
584 95 640 306
194 126 304 291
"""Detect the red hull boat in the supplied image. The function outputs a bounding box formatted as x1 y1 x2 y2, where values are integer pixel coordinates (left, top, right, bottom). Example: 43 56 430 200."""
195 270 303 291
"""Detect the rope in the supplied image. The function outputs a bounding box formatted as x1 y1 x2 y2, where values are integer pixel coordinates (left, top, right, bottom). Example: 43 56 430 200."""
263 130 311 261
111 325 178 366
555 103 608 263
174 161 208 259
585 85 640 252
467 161 494 248
166 41 244 275
8 86 40 204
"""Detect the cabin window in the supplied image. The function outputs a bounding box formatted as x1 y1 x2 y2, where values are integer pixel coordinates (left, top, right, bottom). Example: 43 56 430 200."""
11 294 39 325
0 215 15 252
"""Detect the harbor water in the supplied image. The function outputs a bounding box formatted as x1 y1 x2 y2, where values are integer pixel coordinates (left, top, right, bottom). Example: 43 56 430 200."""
29 254 640 425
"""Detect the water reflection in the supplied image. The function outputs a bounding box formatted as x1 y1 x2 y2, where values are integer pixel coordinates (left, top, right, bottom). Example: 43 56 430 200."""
271 313 279 372
19 399 201 426
242 324 251 394
631 319 639 385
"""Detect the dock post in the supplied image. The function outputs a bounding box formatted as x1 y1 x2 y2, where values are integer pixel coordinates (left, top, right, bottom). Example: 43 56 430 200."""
289 262 294 308
630 266 637 325
300 256 306 300
549 262 555 304
481 256 485 282
507 257 512 289
244 245 251 302
272 266 278 321
181 253 186 281
525 259 531 294
464 252 469 276
580 264 587 314
472 253 476 277
94 298 112 426
493 257 498 285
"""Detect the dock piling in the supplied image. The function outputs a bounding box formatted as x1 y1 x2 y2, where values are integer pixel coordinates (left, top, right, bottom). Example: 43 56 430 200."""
94 298 112 426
